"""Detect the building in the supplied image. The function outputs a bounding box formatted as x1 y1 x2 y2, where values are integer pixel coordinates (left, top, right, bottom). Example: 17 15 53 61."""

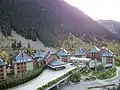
98 47 108 62
74 48 88 58
90 46 100 60
89 48 115 69
34 50 43 59
42 50 67 70
32 50 45 66
48 60 66 70
13 51 35 75
0 58 7 81
102 50 115 67
70 57 91 67
57 48 70 62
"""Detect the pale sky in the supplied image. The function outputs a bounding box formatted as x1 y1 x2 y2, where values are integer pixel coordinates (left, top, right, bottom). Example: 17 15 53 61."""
64 0 120 21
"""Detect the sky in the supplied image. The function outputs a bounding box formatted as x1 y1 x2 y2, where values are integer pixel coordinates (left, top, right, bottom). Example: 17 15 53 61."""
64 0 120 21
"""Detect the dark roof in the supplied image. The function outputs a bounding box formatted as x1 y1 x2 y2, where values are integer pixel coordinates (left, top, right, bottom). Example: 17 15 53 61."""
13 52 33 63
90 46 100 53
0 58 7 66
49 60 66 66
75 48 87 56
102 50 114 57
34 50 43 58
57 48 70 56
42 50 59 61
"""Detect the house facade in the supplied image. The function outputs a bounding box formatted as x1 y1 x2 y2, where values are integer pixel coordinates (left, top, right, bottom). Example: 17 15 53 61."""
57 48 70 62
90 46 100 60
102 50 115 67
89 47 115 68
0 58 7 81
13 52 35 75
42 50 66 70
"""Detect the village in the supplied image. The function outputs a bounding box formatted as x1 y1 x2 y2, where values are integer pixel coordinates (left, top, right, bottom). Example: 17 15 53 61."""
0 45 118 90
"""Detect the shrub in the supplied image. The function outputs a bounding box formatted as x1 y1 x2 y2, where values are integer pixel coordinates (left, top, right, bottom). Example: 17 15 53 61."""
0 66 46 90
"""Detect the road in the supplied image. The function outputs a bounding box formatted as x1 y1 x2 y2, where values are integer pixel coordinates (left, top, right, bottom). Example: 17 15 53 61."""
60 67 120 90
8 65 76 90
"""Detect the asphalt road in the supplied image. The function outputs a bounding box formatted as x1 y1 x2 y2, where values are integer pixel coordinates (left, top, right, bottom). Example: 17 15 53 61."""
60 67 120 90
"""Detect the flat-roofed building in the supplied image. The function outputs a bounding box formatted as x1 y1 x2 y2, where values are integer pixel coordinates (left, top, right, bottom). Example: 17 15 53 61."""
48 60 66 70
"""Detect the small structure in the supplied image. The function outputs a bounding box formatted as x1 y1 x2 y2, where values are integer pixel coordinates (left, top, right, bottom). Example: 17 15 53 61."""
70 57 91 67
48 60 66 70
57 48 70 62
74 48 88 58
13 51 35 75
102 50 115 68
42 50 67 70
0 58 7 81
90 46 100 60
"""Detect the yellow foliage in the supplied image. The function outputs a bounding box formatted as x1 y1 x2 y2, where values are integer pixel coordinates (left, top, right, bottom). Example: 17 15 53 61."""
0 51 10 62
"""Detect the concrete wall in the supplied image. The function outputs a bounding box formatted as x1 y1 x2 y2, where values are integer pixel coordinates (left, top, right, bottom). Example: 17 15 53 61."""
3 66 6 78
14 64 17 75
26 62 33 71
102 57 106 64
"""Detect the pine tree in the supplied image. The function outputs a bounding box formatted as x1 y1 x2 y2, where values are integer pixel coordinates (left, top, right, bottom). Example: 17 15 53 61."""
28 43 30 49
17 41 22 48
12 41 16 50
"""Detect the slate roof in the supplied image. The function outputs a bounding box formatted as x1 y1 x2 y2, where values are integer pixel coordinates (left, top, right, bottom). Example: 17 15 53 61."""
49 60 66 66
102 50 114 57
14 52 33 63
75 48 87 56
90 46 100 53
42 50 59 61
57 48 70 56
34 50 43 58
0 58 7 66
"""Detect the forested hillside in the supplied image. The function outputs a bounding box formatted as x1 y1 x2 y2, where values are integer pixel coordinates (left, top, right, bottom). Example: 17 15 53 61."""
98 20 120 36
0 0 119 47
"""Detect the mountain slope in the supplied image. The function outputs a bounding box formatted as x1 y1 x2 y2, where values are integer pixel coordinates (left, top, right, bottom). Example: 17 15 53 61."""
0 0 119 47
97 20 120 36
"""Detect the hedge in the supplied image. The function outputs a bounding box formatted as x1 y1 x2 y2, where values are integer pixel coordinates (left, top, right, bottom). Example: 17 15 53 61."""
0 66 46 90
37 68 77 90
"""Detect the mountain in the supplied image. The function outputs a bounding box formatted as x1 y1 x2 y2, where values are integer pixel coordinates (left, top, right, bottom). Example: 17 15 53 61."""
0 0 119 47
97 20 120 36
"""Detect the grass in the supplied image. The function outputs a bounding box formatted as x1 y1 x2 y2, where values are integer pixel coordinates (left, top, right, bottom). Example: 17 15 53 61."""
92 68 116 80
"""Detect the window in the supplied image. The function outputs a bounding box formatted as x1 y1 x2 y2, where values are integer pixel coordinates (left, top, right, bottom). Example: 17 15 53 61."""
1 69 3 72
1 73 4 76
1 77 4 80
17 67 20 69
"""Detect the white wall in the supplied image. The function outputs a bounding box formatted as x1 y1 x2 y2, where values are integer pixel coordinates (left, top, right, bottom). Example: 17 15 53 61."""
3 66 6 78
26 62 33 71
81 56 86 58
102 57 106 64
14 64 17 75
